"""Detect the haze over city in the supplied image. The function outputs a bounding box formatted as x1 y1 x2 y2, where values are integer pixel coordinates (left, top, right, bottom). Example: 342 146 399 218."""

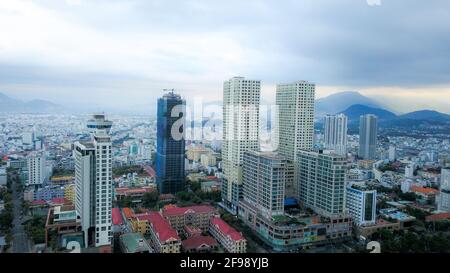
1 0 450 113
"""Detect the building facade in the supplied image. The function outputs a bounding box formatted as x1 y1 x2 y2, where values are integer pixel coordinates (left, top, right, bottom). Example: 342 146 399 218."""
297 150 347 217
438 168 450 212
209 217 247 253
73 114 113 248
222 77 261 213
359 114 378 160
275 81 315 198
242 151 286 219
156 91 186 194
27 153 46 186
346 186 377 226
324 114 348 156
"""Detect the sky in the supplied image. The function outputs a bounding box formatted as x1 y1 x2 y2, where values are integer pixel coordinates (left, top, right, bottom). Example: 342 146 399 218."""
0 0 450 113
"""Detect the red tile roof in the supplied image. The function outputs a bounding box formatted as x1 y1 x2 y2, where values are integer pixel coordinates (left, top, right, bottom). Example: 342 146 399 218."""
162 205 216 217
51 198 67 204
122 207 134 219
143 165 156 178
210 217 245 241
31 199 47 205
411 185 439 195
182 236 218 250
112 208 124 225
426 212 450 222
148 212 180 242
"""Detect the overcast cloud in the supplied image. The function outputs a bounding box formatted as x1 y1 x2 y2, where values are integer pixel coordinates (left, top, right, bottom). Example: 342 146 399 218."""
0 0 449 113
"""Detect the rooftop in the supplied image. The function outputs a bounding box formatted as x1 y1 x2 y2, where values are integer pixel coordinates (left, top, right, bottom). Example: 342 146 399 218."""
162 205 216 217
210 217 245 242
182 236 218 250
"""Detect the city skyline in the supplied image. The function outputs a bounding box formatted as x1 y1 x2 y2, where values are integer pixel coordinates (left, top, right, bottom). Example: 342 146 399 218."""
1 1 450 113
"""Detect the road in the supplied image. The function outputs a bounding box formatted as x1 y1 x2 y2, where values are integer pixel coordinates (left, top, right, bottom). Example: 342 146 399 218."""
10 173 31 253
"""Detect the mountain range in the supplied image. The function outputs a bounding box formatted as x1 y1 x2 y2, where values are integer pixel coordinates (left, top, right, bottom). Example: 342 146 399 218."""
0 92 65 113
1 91 449 126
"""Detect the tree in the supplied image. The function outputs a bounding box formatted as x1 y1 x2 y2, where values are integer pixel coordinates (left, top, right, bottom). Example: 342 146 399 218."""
0 211 13 231
142 191 159 208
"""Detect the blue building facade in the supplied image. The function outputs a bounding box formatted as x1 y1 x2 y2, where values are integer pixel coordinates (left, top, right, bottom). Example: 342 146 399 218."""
156 91 186 194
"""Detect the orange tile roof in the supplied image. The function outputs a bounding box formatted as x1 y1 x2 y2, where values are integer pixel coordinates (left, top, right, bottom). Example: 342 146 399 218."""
410 185 439 195
122 207 134 219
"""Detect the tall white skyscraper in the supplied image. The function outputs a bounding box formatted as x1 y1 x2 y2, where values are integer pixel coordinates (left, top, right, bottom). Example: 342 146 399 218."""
276 81 315 198
27 152 46 186
222 77 260 213
324 114 348 156
359 114 378 160
297 150 346 217
74 114 113 248
241 151 286 219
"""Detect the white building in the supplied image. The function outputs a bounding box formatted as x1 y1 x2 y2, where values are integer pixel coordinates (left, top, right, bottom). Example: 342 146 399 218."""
438 168 450 212
242 151 286 219
222 77 260 213
324 114 348 156
0 167 6 187
405 164 415 178
27 152 46 186
22 132 35 145
276 81 315 198
74 114 113 248
297 150 346 217
388 145 397 162
346 186 377 226
359 115 378 160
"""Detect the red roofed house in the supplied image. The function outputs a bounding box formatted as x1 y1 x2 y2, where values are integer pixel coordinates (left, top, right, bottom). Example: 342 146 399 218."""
410 185 439 201
162 205 218 232
147 212 181 253
122 207 134 220
181 235 218 253
112 208 124 226
209 217 247 253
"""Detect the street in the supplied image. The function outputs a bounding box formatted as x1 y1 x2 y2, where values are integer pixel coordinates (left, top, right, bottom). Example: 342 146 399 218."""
10 173 31 253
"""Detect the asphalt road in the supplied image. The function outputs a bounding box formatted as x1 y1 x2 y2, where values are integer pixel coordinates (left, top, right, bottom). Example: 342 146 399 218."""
11 174 31 253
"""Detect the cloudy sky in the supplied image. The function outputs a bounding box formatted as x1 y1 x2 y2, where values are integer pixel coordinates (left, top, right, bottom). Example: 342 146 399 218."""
0 0 450 113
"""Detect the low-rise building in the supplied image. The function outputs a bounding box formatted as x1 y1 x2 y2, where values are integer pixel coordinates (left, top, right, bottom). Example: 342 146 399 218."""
162 205 217 232
357 219 401 238
147 212 181 253
209 217 246 253
181 235 218 253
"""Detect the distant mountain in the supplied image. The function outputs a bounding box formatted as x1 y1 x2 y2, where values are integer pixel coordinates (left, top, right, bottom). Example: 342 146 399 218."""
0 92 65 113
340 104 397 123
398 110 450 121
315 91 382 117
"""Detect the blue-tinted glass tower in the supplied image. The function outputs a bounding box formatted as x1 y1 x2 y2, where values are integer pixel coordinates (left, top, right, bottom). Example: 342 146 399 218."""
156 91 186 194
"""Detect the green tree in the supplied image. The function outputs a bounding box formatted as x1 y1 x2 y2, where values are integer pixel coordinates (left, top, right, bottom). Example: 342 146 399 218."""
142 191 159 208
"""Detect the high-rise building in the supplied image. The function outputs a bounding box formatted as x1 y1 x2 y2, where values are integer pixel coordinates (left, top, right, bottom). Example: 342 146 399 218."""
156 91 186 194
359 114 378 160
297 150 346 217
405 163 415 178
388 145 397 162
324 114 348 156
73 114 113 247
346 186 377 226
241 151 286 219
27 152 46 186
222 77 260 213
438 168 450 212
276 81 315 198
